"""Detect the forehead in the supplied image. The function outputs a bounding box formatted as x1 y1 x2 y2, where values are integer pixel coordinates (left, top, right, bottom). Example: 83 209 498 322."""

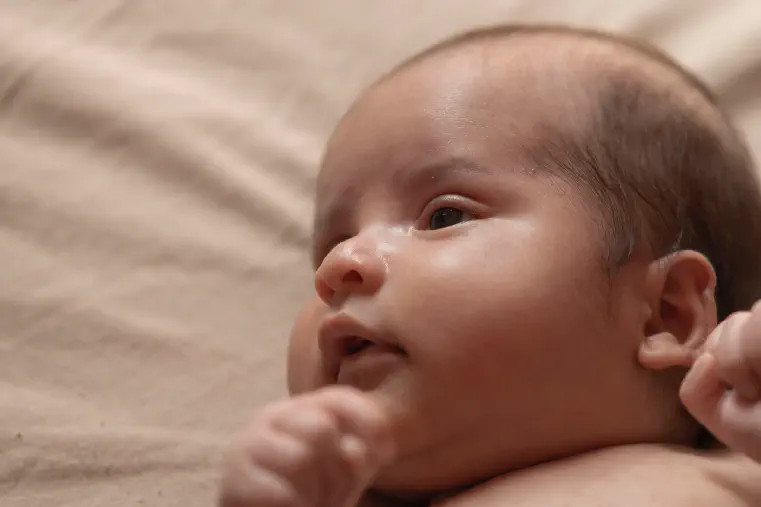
317 43 588 204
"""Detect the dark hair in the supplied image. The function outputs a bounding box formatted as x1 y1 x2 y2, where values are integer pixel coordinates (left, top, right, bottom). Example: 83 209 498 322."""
393 25 761 319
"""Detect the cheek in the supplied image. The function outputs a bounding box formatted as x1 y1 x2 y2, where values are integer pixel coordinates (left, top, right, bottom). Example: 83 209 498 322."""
387 221 609 373
286 297 328 395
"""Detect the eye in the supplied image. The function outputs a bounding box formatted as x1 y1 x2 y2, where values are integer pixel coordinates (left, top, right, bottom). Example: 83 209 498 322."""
427 206 472 230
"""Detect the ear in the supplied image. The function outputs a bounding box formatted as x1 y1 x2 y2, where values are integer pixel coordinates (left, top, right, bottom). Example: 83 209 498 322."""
637 251 717 371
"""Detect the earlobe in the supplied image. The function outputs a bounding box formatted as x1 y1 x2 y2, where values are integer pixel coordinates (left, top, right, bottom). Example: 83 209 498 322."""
638 331 697 370
637 251 717 372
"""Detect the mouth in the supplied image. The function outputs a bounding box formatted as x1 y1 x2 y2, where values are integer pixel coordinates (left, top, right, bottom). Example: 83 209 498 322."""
343 336 373 356
318 314 403 383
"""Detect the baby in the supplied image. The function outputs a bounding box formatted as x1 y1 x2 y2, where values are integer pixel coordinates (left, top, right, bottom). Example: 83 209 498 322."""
220 25 761 506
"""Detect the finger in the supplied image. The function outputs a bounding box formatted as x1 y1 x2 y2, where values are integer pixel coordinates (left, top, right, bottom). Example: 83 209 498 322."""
269 407 352 505
701 317 731 355
236 428 320 505
680 353 728 438
713 390 761 463
269 407 341 453
740 301 761 380
711 313 761 401
274 390 391 506
339 436 374 507
220 438 308 507
314 387 397 466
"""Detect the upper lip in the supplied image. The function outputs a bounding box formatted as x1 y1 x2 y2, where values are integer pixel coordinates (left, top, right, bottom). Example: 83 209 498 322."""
318 313 394 378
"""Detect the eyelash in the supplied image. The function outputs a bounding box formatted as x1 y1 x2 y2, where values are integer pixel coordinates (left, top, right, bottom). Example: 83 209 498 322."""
417 195 478 231
314 194 481 265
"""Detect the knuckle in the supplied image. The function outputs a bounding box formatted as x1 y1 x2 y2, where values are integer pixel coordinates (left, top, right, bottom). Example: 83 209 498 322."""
261 431 315 468
234 427 312 468
313 387 392 452
305 411 341 440
270 406 342 444
283 437 317 467
220 437 318 507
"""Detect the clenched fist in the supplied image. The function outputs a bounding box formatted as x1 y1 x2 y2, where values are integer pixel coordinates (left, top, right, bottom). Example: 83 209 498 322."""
219 386 396 507
681 302 761 462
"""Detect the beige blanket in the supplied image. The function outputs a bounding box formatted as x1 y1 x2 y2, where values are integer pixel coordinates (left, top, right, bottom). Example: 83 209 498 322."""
1 2 760 506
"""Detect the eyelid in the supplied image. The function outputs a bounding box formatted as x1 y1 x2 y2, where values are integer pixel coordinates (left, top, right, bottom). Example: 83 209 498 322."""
417 194 483 228
313 193 485 263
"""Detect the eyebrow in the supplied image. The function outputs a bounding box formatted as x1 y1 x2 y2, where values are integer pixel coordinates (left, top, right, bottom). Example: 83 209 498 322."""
391 156 496 194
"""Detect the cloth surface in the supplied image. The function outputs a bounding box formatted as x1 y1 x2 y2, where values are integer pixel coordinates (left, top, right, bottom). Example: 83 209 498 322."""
1 2 760 506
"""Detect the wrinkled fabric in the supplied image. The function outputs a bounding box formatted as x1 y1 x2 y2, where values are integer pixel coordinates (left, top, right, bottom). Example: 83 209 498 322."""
1 2 759 506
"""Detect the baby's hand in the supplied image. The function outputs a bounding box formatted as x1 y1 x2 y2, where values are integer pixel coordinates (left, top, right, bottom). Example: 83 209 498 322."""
218 386 396 507
681 302 761 462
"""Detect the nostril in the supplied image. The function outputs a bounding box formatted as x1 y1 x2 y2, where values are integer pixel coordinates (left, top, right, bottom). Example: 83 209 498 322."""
315 270 362 304
341 270 363 286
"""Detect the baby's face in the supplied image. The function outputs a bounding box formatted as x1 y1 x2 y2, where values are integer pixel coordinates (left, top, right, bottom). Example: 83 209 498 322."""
289 49 654 494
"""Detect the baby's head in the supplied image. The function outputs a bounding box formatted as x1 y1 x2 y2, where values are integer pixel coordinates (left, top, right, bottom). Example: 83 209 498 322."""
288 25 761 497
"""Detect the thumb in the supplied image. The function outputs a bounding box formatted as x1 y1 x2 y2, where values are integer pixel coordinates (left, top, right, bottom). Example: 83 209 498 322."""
680 353 727 437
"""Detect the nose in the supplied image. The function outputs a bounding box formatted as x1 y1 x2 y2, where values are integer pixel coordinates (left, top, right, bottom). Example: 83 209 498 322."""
315 237 386 306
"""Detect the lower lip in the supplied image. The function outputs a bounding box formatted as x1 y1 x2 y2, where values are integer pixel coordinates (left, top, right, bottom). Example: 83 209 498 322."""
336 345 402 388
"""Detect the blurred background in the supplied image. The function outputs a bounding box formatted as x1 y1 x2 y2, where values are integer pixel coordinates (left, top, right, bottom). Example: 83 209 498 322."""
1 2 760 506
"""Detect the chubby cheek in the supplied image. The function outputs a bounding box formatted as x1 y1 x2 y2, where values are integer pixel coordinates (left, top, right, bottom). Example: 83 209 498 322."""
387 222 607 387
286 297 328 395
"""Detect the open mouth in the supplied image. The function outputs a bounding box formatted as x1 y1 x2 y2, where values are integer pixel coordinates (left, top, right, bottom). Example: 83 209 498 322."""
317 313 404 382
342 336 374 356
334 335 402 389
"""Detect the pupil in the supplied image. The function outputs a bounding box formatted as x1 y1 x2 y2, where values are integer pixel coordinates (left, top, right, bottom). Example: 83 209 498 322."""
430 207 463 230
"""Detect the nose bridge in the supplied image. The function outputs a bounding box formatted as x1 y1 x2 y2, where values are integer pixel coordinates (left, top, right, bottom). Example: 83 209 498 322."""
315 226 392 305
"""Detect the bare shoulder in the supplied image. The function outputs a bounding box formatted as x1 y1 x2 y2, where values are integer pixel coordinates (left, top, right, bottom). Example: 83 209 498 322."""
435 445 761 507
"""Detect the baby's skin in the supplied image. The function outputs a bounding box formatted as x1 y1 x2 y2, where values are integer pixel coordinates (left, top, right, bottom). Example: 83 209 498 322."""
681 302 761 462
218 27 761 507
218 304 761 507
